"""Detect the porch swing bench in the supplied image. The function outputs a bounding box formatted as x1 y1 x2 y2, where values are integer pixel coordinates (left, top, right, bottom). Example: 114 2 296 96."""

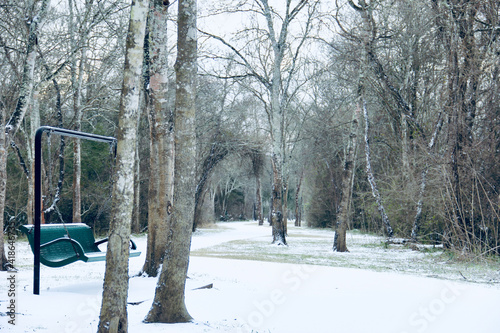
23 126 142 295
20 223 140 268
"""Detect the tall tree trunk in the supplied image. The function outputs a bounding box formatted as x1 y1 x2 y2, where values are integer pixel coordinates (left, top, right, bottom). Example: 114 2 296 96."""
256 175 263 225
26 92 40 228
141 0 173 277
294 170 303 227
333 100 360 252
267 1 287 244
283 179 288 234
271 153 286 245
145 0 197 323
131 117 141 234
97 0 149 331
69 0 84 223
144 106 160 272
363 100 393 238
71 56 86 223
261 0 308 245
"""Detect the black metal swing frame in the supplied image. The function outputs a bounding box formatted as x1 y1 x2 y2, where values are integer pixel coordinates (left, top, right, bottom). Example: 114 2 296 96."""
25 126 140 295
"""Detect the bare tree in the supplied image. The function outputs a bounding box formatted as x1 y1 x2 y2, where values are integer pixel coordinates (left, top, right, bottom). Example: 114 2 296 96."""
145 0 197 323
201 0 318 245
431 0 499 252
97 0 149 331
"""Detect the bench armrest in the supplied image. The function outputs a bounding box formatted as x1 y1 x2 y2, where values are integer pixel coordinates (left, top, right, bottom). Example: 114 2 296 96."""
94 237 109 247
95 237 137 250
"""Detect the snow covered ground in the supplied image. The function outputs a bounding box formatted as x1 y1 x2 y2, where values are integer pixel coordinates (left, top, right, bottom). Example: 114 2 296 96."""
1 221 500 332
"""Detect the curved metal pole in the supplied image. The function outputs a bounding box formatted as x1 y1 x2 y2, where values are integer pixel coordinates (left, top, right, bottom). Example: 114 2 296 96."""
33 126 116 295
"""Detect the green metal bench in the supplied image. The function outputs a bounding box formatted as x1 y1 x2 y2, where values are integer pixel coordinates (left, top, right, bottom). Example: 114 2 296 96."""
20 223 141 268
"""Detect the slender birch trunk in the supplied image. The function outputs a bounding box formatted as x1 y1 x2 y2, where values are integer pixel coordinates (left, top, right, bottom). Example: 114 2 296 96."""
333 101 360 252
363 100 393 238
69 0 88 223
97 0 149 331
26 92 40 229
145 0 197 323
263 0 286 245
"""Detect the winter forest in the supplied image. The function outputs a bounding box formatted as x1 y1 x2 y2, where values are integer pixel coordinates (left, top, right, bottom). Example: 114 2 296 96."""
0 0 499 331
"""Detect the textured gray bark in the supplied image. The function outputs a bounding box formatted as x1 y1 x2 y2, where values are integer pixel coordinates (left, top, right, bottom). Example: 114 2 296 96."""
145 0 197 323
97 0 149 331
271 153 286 245
142 0 173 277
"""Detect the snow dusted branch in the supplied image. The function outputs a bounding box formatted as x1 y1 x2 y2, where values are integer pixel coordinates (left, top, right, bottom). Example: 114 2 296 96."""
411 111 444 241
363 100 393 238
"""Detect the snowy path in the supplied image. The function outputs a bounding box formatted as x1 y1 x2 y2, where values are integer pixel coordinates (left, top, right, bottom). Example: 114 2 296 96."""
190 221 271 251
1 221 500 333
